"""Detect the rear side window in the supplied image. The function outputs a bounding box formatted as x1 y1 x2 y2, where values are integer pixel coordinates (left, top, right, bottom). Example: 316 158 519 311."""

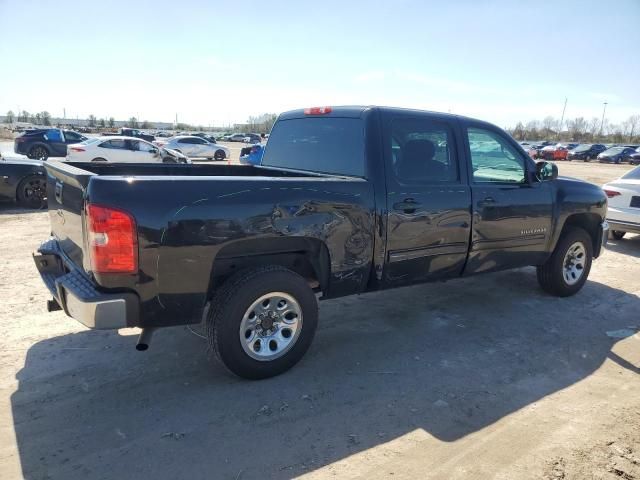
261 118 364 177
389 118 458 183
99 139 126 149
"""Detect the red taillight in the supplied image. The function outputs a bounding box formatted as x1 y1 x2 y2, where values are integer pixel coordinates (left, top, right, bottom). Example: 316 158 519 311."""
86 204 137 273
304 106 332 115
70 147 85 152
603 189 621 198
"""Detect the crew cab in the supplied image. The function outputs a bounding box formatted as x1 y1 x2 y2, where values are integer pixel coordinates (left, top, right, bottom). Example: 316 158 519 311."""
34 106 609 380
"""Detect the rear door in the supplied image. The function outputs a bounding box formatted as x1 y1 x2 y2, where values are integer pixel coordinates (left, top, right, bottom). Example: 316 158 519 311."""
462 122 553 274
382 112 472 287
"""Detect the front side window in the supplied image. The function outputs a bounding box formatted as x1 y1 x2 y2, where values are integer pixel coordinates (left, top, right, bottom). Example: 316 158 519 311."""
137 141 155 152
390 118 457 184
467 127 526 183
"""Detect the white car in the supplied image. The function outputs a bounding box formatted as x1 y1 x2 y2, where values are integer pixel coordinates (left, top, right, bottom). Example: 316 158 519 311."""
158 136 230 160
602 165 640 239
66 137 189 163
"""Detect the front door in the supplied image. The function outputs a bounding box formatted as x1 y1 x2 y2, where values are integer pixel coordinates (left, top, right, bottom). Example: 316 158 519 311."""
462 123 553 274
383 113 472 287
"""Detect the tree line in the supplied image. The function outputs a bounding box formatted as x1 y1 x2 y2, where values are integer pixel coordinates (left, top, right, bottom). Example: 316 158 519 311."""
509 114 640 143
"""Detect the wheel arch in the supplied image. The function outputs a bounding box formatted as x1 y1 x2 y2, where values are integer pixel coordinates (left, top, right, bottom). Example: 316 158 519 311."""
207 236 331 298
557 213 602 257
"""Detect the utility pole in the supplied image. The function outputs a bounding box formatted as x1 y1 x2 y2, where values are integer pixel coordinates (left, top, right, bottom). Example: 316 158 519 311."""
599 102 608 136
558 97 567 140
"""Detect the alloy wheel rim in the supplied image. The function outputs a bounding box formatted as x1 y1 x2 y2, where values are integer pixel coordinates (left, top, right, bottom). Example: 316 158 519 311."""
563 241 586 286
239 292 303 361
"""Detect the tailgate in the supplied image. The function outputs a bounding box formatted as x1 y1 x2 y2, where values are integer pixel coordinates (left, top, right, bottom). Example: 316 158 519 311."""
44 161 95 270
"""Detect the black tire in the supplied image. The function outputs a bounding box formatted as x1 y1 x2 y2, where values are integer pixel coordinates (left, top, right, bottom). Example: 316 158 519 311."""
205 266 318 379
162 157 177 163
611 230 626 240
91 157 107 162
27 145 49 160
17 174 47 208
214 150 225 161
537 227 593 297
584 155 591 162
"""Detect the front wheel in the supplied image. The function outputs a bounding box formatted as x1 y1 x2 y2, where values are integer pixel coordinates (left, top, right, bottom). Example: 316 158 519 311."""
206 266 318 379
214 150 225 161
537 227 593 297
584 155 591 162
611 230 626 240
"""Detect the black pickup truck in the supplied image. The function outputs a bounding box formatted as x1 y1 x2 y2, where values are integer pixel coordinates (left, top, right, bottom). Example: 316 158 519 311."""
34 106 609 379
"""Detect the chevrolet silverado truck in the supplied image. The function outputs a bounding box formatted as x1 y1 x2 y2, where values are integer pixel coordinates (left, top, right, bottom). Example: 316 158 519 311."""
33 106 609 379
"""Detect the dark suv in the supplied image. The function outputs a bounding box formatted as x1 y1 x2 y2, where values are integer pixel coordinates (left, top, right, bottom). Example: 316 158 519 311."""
14 129 87 160
567 144 607 161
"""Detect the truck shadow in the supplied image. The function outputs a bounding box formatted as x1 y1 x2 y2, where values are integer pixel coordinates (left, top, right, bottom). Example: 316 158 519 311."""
10 270 639 479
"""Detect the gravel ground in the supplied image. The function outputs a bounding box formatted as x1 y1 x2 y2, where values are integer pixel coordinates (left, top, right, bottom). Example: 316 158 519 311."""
0 161 638 480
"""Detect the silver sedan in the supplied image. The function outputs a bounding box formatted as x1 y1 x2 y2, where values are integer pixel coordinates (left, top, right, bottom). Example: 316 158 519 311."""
158 136 230 160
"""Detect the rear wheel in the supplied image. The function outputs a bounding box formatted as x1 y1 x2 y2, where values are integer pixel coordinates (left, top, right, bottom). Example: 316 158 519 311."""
584 155 591 162
611 230 626 240
27 146 49 160
17 175 46 208
214 150 225 161
537 227 593 297
206 266 318 379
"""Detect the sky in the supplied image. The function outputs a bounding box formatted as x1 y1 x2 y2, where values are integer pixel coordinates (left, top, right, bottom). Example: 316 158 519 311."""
0 0 639 128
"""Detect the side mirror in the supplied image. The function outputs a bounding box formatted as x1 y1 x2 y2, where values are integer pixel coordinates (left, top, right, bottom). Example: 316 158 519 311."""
536 161 558 181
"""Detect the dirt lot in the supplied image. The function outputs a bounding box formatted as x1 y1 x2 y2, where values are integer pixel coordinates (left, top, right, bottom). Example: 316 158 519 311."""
0 162 638 480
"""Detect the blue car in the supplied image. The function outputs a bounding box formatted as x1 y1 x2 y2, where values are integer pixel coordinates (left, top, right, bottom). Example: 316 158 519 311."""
239 144 264 165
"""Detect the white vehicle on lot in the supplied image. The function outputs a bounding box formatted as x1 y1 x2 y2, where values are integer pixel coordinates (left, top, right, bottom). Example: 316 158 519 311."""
602 165 640 239
159 136 230 160
66 137 190 163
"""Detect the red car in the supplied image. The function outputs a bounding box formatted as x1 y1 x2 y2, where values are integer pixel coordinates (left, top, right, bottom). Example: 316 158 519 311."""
539 145 570 161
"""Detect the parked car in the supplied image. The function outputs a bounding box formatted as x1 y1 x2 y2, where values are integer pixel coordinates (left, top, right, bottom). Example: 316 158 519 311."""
227 133 248 142
158 136 229 160
0 153 47 208
66 137 190 163
602 165 640 239
628 147 640 165
14 129 87 160
239 144 264 165
526 144 545 159
567 144 608 162
539 144 570 161
34 105 609 380
597 146 637 164
103 128 155 142
242 133 262 144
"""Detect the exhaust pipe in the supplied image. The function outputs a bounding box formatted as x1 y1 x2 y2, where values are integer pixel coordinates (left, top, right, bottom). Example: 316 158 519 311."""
136 328 155 351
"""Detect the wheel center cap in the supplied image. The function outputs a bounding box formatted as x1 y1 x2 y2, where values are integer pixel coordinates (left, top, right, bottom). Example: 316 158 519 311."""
262 317 274 330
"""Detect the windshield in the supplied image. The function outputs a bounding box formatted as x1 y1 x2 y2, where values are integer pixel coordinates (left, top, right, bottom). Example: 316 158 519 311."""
573 144 591 152
604 147 624 154
80 138 101 145
622 166 640 180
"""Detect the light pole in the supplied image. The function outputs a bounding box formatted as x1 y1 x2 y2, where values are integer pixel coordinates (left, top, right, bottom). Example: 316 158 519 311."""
558 97 567 140
599 102 608 136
